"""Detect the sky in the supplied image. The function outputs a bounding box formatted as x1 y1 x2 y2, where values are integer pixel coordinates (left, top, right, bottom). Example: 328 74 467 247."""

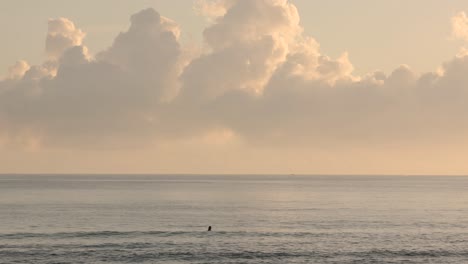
1 0 468 174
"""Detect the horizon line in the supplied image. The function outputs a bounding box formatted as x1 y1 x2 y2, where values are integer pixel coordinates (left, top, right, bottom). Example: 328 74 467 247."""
1 173 468 177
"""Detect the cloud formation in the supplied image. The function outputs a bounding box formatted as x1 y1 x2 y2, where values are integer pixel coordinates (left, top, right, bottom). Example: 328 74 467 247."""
0 8 183 148
46 18 86 60
452 11 468 42
2 0 468 158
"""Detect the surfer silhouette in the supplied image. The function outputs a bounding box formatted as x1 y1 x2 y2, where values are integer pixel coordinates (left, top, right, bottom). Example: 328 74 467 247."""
208 226 212 231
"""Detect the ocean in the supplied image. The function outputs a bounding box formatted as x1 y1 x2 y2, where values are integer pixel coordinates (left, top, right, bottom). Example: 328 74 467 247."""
1 175 468 263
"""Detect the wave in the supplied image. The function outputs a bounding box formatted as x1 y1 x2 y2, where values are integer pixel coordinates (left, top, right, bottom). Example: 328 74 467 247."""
0 230 189 239
2 247 468 263
0 230 339 240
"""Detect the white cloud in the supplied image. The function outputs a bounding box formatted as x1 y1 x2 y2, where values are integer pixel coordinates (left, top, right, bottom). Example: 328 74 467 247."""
0 8 184 148
6 60 30 80
46 18 86 59
194 0 233 19
1 1 468 154
452 12 468 42
181 0 303 101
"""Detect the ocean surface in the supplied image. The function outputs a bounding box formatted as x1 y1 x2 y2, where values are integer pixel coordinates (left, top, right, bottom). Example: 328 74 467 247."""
1 175 468 263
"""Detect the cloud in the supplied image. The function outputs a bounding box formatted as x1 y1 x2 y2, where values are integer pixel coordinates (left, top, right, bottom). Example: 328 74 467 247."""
181 0 303 102
6 61 30 80
0 8 183 148
46 18 86 59
452 12 468 42
2 0 468 157
97 8 183 101
194 0 233 19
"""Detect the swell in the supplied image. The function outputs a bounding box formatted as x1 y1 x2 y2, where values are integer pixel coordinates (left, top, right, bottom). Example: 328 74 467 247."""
0 230 328 239
2 247 468 263
0 231 186 239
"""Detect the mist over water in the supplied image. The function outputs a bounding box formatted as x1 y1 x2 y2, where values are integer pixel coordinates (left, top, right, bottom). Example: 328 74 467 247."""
1 175 468 263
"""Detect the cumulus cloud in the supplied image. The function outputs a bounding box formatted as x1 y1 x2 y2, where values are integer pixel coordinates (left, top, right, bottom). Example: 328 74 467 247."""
6 61 30 80
181 0 303 101
452 12 468 42
194 0 233 19
97 8 183 101
46 18 86 59
0 8 183 148
2 0 468 158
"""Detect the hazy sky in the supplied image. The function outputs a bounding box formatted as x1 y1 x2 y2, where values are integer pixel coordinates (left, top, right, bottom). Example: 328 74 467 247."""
2 0 468 174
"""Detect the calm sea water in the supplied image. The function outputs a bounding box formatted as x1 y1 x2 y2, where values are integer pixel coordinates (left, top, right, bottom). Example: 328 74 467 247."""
1 175 468 263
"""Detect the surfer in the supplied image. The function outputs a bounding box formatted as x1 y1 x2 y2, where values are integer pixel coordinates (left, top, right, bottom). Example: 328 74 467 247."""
208 226 212 231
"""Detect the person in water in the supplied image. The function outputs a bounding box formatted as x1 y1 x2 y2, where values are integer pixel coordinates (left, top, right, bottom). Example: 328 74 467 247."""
208 226 212 231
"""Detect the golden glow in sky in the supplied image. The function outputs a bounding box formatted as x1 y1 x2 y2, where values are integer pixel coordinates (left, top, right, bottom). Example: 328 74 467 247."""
2 0 468 174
